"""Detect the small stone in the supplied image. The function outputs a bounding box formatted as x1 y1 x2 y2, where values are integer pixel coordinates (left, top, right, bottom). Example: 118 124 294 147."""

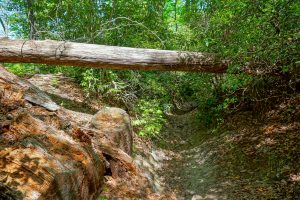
6 114 13 120
191 195 204 200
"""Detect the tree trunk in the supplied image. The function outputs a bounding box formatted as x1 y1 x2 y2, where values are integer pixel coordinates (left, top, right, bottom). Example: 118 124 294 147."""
0 18 6 36
0 39 228 73
174 0 178 32
26 0 36 39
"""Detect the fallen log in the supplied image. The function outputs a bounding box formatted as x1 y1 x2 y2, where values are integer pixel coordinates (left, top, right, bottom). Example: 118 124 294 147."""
0 38 228 73
0 66 105 200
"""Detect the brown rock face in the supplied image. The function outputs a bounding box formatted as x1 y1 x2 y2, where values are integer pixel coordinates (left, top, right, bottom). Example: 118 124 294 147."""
91 107 133 156
0 66 105 200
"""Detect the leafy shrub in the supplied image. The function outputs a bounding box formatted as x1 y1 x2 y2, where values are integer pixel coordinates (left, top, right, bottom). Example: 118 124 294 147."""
132 99 166 137
80 69 118 95
5 63 36 77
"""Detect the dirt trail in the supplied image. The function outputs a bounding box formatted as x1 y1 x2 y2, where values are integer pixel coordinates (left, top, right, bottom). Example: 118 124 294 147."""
156 110 227 200
157 101 300 200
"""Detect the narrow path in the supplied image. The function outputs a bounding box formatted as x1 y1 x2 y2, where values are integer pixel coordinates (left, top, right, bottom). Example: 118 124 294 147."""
157 110 227 200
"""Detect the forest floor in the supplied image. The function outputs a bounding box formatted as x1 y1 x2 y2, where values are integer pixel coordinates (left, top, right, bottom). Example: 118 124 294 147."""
28 73 300 200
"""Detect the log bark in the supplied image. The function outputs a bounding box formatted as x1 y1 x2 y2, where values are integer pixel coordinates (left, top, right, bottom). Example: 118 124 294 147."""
0 39 228 73
0 65 105 200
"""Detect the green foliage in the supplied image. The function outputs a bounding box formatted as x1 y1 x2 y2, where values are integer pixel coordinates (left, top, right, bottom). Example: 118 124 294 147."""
5 63 36 77
80 69 114 95
133 100 166 137
50 77 59 87
195 73 253 127
221 74 253 93
204 0 299 74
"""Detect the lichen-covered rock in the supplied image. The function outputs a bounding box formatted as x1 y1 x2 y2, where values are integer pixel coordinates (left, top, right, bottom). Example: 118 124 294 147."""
91 107 133 155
